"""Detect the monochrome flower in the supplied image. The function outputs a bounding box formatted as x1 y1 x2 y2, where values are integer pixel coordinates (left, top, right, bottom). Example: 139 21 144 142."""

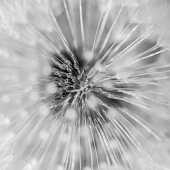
0 0 170 170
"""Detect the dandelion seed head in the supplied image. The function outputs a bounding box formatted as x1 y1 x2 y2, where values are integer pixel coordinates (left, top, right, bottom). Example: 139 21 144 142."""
1 0 170 170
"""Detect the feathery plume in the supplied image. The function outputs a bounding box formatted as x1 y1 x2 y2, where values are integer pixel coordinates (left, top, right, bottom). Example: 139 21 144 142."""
0 0 170 170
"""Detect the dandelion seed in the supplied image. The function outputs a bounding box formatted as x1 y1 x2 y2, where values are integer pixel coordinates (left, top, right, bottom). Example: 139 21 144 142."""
0 0 170 170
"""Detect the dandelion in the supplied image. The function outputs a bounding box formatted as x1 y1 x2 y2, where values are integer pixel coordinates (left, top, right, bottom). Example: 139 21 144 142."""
0 0 170 170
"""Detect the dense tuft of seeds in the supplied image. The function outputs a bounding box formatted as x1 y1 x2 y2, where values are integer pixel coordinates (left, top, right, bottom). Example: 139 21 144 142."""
0 0 170 170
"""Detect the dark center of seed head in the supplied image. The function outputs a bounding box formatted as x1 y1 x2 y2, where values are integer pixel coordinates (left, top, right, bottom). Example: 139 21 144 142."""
49 48 92 104
44 47 130 125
